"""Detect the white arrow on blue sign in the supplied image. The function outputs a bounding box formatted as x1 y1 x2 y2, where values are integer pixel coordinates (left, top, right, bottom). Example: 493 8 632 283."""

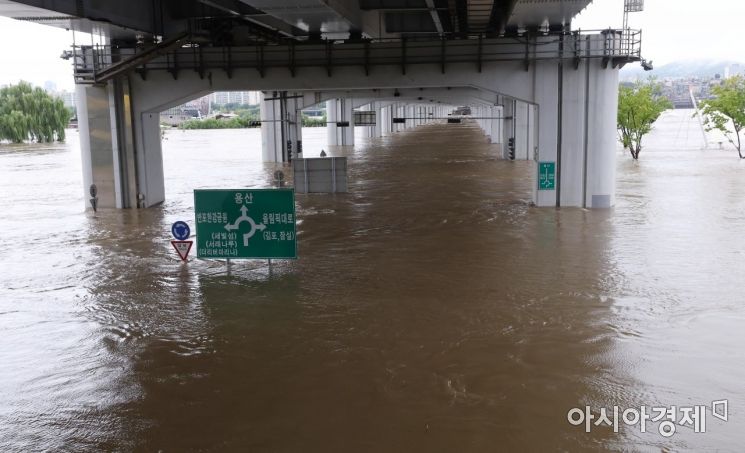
171 221 191 240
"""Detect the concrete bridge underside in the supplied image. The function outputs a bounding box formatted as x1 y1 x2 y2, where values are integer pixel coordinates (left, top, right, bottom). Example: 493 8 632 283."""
1 0 640 209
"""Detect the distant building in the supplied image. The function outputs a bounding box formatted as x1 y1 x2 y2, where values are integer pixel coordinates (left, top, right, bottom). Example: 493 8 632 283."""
161 94 211 125
211 91 259 107
211 91 230 105
303 108 325 117
160 92 259 125
724 63 744 79
58 91 76 110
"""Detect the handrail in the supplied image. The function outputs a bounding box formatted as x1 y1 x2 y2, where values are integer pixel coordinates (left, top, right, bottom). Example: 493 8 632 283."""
71 29 642 84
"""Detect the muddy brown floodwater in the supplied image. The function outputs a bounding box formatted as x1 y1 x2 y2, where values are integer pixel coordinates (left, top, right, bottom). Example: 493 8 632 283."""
1 111 744 452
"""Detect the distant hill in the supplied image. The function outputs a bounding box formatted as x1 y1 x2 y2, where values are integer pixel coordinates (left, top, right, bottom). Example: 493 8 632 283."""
620 59 744 81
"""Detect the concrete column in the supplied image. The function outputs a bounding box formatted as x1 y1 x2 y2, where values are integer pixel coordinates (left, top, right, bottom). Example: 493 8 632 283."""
584 57 619 208
531 39 618 208
286 93 302 160
76 78 155 209
342 98 354 145
503 99 516 160
386 104 394 134
261 91 283 162
76 84 117 209
359 103 370 138
326 98 354 146
372 102 382 138
515 101 529 159
533 60 559 207
358 103 378 139
489 106 502 144
482 107 492 141
380 104 390 136
326 99 338 145
527 105 536 161
392 104 400 132
137 111 165 207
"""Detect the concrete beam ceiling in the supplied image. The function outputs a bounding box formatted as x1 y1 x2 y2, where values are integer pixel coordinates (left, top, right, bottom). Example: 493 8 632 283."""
0 0 595 43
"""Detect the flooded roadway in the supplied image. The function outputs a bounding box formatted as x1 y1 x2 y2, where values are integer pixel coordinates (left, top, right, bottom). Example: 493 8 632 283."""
1 112 744 451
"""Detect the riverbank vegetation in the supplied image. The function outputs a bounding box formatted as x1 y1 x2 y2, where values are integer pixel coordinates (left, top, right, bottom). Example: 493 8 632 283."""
0 82 71 143
698 76 745 159
177 106 327 130
179 117 258 129
617 80 671 160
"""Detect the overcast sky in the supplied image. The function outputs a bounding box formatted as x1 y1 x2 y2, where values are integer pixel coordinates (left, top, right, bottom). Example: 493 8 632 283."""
574 0 745 64
1 0 744 90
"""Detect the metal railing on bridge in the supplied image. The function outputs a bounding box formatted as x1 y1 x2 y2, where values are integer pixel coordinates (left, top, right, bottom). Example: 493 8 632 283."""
70 29 642 85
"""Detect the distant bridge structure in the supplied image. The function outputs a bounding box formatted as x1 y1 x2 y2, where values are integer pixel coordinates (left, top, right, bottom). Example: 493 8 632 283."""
1 0 642 209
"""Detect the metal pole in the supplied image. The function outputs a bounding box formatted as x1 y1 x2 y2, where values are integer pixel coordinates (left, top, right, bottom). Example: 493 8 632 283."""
690 87 709 150
556 33 564 208
582 36 591 208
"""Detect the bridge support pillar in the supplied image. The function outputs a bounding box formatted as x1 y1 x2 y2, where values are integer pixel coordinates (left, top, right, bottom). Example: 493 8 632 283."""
502 99 516 159
326 98 354 146
76 79 162 210
487 106 501 144
485 107 494 141
260 91 301 162
381 104 391 136
514 102 534 160
76 84 117 209
359 102 381 139
372 103 382 138
533 47 619 208
396 104 404 132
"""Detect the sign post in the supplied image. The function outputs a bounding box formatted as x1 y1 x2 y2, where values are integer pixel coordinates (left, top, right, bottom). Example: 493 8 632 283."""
538 162 556 191
193 189 297 260
170 220 193 261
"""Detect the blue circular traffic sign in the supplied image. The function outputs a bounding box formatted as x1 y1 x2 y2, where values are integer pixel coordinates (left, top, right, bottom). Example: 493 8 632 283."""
171 221 190 240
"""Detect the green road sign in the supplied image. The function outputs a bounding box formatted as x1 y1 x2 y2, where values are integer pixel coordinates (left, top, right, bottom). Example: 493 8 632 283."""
538 162 556 190
194 189 297 259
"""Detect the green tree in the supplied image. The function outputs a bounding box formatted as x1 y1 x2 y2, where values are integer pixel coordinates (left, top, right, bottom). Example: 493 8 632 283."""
302 114 327 127
617 80 671 159
0 81 71 144
698 76 745 159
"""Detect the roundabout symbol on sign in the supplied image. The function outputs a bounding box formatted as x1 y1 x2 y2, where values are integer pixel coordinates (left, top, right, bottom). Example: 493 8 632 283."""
224 205 267 246
171 221 191 240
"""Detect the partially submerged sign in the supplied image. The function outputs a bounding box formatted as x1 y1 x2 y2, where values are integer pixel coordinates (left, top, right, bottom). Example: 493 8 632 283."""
293 157 347 193
171 221 190 240
538 162 556 190
171 240 193 261
170 220 193 261
193 189 297 259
